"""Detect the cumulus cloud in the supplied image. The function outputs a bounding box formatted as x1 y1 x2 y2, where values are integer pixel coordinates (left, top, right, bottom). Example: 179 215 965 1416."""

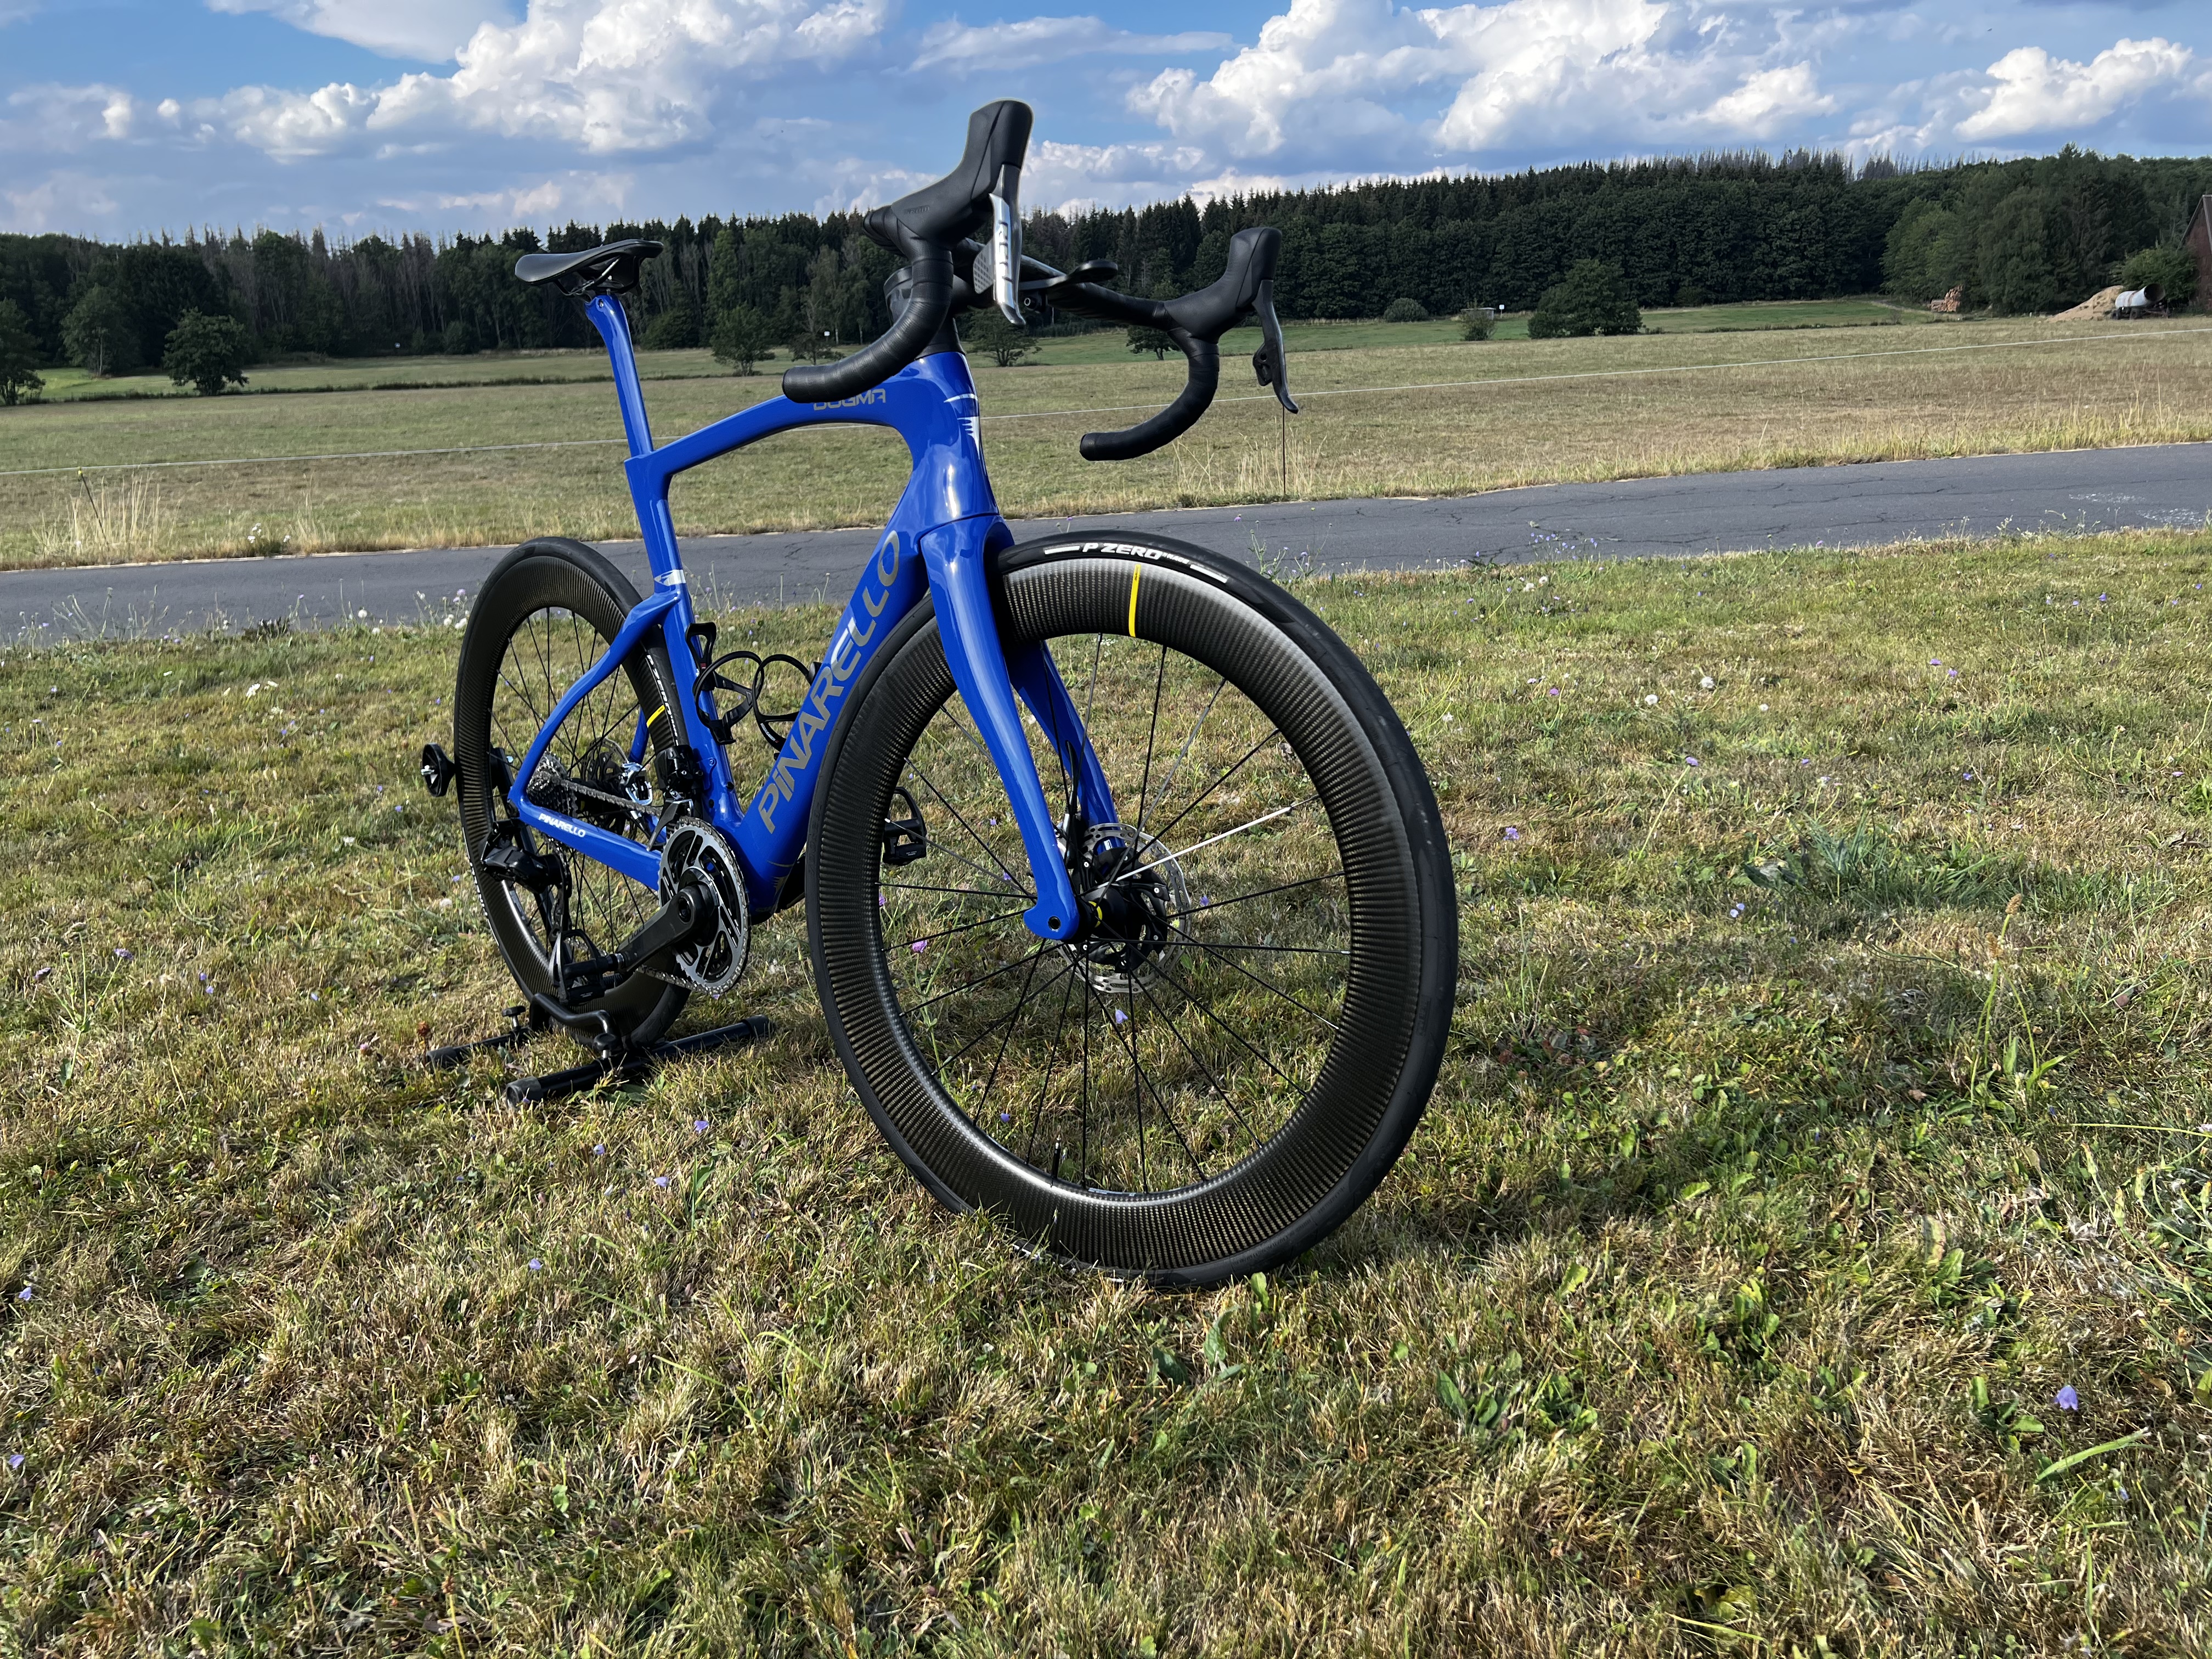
1128 0 1840 166
206 0 516 62
1701 63 1834 137
913 16 1232 72
3 83 140 150
1955 36 2198 140
186 0 893 159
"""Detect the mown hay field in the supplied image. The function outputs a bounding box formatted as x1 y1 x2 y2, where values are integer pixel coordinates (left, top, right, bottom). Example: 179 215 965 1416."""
5 528 2212 1652
2 314 2209 571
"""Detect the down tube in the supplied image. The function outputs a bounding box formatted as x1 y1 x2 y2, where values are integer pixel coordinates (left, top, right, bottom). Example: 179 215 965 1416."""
728 528 926 910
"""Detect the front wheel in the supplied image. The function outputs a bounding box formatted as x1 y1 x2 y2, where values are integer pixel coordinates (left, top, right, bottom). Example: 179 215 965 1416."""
807 534 1457 1286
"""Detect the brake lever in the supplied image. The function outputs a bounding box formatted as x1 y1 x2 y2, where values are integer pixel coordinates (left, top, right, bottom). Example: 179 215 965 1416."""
1251 278 1297 414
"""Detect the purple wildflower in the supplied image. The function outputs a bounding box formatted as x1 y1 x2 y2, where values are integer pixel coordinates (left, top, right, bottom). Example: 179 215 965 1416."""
2055 1385 2079 1412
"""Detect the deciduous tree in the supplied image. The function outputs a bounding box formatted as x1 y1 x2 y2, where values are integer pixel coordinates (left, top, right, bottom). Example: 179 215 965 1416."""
162 310 251 396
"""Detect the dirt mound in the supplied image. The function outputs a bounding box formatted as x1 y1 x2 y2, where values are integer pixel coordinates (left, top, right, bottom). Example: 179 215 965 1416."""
2052 285 2124 321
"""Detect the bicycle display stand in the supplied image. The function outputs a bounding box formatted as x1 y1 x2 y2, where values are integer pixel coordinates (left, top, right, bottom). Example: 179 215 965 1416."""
422 1003 774 1105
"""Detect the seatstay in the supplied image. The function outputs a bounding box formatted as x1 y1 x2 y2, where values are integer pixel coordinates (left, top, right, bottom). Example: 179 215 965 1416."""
506 587 679 890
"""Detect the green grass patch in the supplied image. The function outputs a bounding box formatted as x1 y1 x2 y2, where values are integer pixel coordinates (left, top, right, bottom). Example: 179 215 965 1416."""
6 528 2212 1650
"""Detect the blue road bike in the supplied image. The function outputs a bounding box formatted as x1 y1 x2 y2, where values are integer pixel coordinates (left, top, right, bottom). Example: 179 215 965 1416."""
431 103 1455 1284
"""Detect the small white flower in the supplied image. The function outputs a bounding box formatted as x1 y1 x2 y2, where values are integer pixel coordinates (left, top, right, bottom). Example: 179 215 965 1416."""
1644 694 1658 706
1700 676 1715 691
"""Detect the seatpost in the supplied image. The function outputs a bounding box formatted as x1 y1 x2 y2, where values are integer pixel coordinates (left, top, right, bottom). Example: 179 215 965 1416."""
584 295 656 459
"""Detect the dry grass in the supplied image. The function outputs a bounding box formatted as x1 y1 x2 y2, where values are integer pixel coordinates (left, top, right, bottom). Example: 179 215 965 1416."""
2 317 2209 571
6 527 2212 1651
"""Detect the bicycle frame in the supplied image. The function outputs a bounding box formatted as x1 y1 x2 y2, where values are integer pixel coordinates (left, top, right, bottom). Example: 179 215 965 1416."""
505 294 1111 941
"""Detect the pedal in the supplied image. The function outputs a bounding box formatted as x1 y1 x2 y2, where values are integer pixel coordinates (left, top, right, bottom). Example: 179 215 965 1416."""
481 819 564 891
420 743 455 797
882 784 928 867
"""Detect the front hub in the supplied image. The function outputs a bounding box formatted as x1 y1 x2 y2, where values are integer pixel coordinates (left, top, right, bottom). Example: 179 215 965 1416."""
1062 822 1189 997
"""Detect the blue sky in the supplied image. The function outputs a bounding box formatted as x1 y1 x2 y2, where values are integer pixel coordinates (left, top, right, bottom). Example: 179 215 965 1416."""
4 1 2210 240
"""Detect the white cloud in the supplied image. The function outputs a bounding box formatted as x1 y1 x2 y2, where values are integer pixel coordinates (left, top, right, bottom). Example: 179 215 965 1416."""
1955 36 2198 140
187 0 894 160
913 16 1232 72
1701 63 1833 138
205 0 516 62
208 82 378 159
1131 0 1818 165
4 82 140 150
1 169 122 233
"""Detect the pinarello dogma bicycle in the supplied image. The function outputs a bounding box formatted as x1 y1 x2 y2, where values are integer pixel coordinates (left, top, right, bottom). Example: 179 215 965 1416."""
419 101 1458 1286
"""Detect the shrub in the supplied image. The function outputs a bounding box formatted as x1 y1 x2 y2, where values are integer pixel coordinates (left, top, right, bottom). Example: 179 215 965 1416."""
1528 261 1641 338
709 304 773 375
641 298 699 351
964 309 1036 368
1674 282 1710 308
2119 244 2197 310
1381 297 1428 323
1459 307 1494 341
0 300 44 405
441 321 472 356
161 311 250 397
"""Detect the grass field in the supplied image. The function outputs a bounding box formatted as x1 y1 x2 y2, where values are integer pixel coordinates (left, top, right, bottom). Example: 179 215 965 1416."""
7 526 2212 1651
22 300 1937 404
4 310 2208 576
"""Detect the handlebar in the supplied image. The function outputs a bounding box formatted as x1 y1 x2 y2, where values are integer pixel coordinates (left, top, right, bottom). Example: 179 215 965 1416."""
1040 227 1299 461
782 100 1032 404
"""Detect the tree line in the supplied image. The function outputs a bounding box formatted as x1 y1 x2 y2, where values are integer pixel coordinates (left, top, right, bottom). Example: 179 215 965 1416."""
2 144 2207 383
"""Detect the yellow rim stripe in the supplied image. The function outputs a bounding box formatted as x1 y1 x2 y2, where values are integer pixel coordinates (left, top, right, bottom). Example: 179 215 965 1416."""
1126 565 1141 636
647 703 670 727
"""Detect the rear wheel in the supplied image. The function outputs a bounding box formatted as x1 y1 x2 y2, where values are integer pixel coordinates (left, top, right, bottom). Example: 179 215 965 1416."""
452 538 688 1047
808 534 1456 1285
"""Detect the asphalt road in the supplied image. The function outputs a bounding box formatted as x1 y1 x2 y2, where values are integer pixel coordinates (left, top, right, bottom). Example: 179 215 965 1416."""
6 443 2209 642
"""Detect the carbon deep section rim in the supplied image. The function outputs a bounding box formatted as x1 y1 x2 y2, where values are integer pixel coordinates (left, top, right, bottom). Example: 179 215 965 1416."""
808 533 1455 1285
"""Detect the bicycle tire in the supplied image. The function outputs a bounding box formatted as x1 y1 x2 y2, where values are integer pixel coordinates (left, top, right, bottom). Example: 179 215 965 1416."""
452 537 689 1047
808 533 1456 1285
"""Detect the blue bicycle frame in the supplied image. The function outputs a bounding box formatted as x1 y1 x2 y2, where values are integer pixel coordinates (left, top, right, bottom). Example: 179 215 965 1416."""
505 295 1113 942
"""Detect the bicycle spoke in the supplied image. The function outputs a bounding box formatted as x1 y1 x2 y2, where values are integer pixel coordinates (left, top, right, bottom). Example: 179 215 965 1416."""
903 943 1056 1017
1168 868 1342 919
1133 641 1166 832
1134 972 1261 1158
974 950 1054 1124
1119 795 1314 884
1142 671 1224 837
884 881 1037 902
904 758 1023 888
1022 963 1083 1167
1153 958 1299 1090
893 906 1031 952
1146 725 1286 848
1165 920 1342 1032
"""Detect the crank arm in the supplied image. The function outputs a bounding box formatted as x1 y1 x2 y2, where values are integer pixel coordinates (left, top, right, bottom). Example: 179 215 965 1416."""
610 881 717 975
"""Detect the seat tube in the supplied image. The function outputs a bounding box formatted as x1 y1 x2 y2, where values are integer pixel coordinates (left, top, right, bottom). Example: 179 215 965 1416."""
584 296 654 459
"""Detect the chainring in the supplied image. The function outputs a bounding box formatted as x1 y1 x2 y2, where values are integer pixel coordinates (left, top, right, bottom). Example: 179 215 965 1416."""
658 819 750 996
